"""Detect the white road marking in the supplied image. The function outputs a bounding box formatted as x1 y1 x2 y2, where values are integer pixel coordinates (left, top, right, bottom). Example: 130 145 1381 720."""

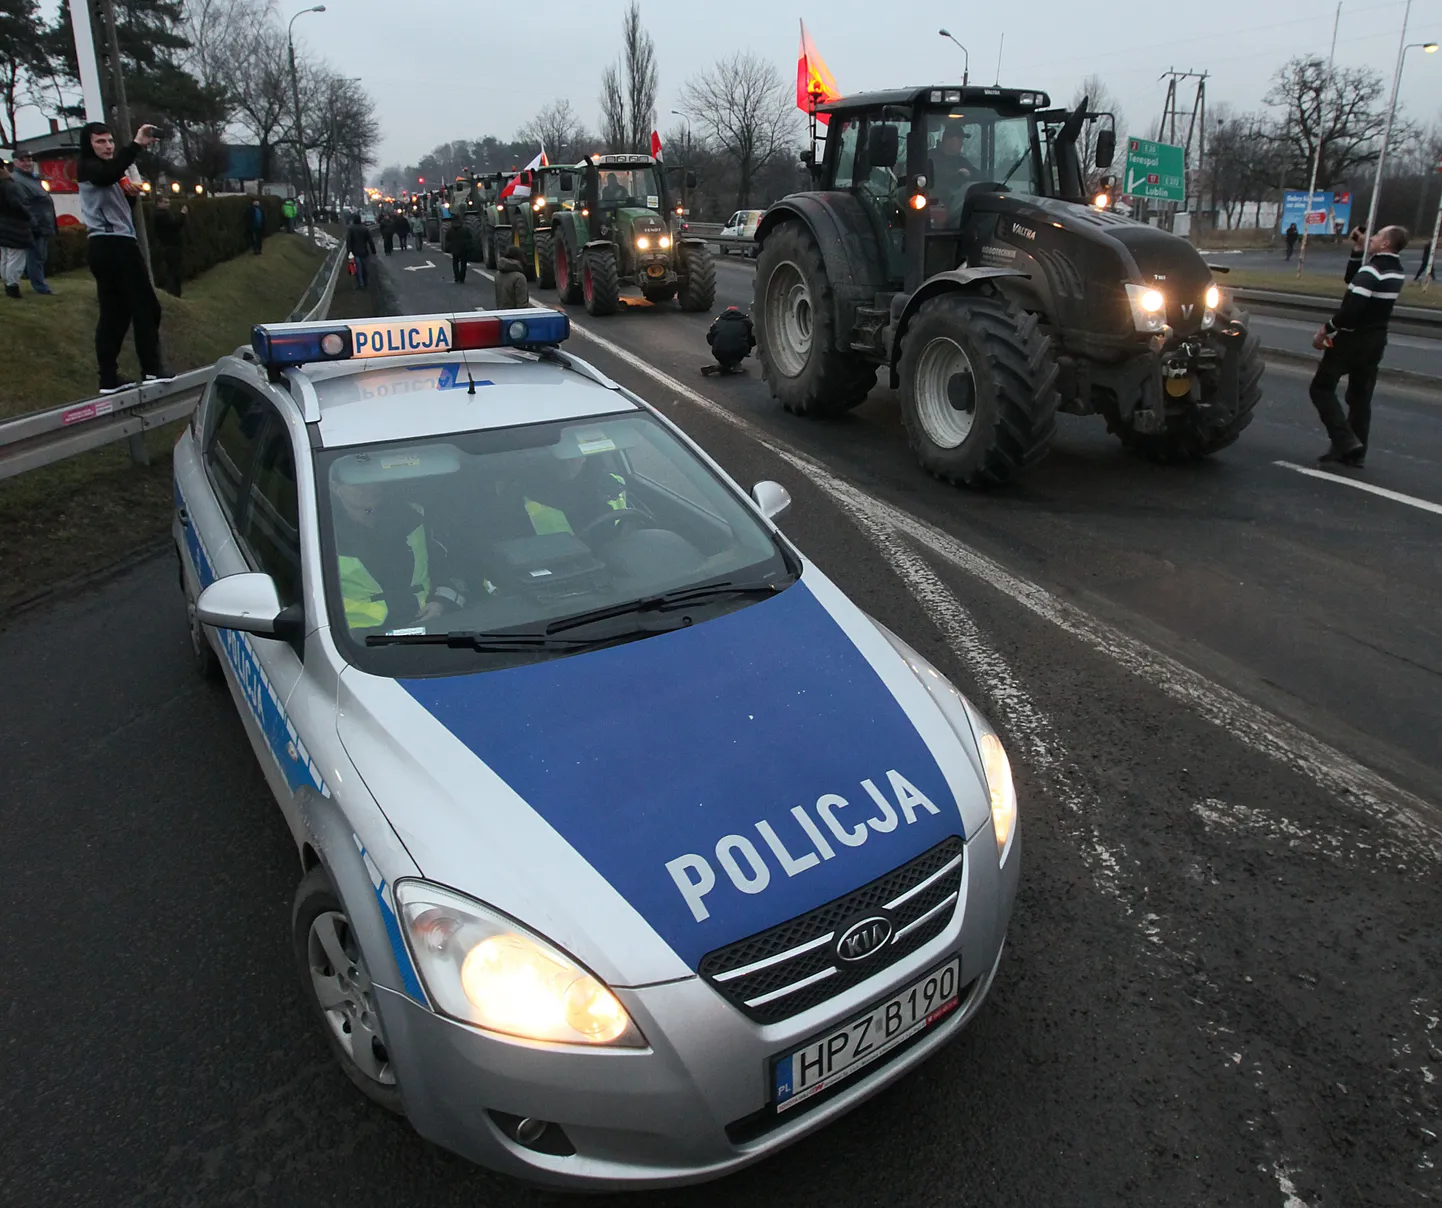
547 307 1441 849
1271 1162 1312 1208
1274 460 1442 516
403 260 436 272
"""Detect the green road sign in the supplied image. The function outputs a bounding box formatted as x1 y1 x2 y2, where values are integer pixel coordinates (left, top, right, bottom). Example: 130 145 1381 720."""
1123 138 1185 203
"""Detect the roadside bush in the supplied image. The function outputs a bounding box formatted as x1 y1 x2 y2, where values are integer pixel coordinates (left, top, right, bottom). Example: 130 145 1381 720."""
46 195 285 281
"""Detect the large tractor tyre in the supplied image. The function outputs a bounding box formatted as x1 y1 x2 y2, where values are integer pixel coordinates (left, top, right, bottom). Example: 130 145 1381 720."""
465 215 487 264
643 282 678 303
513 228 537 281
754 221 876 418
1109 326 1265 462
492 231 511 274
676 243 717 312
897 292 1060 488
582 246 621 316
554 235 583 304
534 231 556 290
483 222 498 269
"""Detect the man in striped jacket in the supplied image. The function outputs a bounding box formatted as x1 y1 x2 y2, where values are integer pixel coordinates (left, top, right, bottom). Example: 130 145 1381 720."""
1309 224 1409 468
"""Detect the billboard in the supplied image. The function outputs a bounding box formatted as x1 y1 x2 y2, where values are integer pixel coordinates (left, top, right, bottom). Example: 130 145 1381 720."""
1281 190 1353 236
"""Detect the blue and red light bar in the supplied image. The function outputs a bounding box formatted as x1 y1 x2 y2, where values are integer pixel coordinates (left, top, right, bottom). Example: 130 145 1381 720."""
250 308 570 370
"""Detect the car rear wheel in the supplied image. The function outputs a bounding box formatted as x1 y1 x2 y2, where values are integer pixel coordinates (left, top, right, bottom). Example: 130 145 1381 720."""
293 866 404 1114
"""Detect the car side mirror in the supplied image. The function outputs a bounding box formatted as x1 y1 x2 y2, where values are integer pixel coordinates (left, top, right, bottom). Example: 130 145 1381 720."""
197 572 304 642
751 481 792 524
559 172 574 191
685 170 698 189
867 123 900 170
1095 129 1116 169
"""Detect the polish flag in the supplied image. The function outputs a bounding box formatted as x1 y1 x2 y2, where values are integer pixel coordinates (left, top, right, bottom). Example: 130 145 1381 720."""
499 148 547 200
796 20 840 126
650 130 663 162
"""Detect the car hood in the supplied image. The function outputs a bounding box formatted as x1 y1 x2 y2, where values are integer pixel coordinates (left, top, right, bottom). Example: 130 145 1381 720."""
336 570 992 987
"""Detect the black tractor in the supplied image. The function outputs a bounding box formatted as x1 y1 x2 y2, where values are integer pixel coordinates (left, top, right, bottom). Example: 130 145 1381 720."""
550 153 715 315
752 86 1264 486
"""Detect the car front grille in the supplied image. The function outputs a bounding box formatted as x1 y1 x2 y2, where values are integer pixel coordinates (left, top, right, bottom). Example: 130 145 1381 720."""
698 836 965 1025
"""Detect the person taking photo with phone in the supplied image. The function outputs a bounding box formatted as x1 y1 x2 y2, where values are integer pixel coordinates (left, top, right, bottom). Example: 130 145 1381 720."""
78 121 172 394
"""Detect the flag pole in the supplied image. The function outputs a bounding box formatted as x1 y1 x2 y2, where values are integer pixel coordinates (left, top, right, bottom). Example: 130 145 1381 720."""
1296 0 1342 277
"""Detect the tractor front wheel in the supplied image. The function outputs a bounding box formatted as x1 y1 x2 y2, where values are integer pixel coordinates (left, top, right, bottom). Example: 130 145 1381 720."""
554 237 583 304
676 243 716 311
898 292 1060 487
754 221 875 417
483 223 497 269
534 231 556 290
582 246 621 316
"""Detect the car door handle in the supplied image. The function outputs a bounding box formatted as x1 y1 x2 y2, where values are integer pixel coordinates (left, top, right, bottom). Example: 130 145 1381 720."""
178 507 191 527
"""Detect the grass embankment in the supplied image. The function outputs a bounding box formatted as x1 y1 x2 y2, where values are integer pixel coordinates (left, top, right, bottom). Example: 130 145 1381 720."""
0 234 381 618
1222 267 1442 309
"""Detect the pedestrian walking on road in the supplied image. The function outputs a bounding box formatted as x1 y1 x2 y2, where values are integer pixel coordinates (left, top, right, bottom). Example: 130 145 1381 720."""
346 212 376 290
494 244 529 309
0 160 34 299
410 211 425 251
11 152 56 294
1284 222 1299 260
154 196 188 297
1308 224 1409 468
447 219 472 283
77 121 170 393
246 199 265 254
382 211 395 255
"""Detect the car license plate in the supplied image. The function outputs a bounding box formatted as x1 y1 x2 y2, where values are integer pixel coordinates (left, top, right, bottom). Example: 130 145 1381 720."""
773 958 961 1113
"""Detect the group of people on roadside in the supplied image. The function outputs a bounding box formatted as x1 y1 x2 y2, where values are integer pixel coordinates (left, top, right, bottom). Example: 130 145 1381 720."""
0 150 59 297
378 209 424 255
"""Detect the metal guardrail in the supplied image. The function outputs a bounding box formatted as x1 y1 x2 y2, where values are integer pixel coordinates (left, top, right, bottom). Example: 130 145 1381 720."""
1227 286 1442 339
0 239 347 482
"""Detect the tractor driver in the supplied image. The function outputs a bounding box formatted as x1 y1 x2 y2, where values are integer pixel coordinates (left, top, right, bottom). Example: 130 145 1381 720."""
929 120 983 226
601 172 628 204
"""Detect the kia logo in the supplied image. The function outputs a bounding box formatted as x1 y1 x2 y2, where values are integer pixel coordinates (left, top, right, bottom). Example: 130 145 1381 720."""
836 916 892 962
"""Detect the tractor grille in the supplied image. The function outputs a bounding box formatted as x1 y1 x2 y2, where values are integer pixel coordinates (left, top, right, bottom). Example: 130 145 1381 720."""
698 837 965 1025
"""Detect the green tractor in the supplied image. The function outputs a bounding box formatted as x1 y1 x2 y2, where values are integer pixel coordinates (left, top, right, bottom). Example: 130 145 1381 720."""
549 153 716 316
493 163 582 288
442 170 509 266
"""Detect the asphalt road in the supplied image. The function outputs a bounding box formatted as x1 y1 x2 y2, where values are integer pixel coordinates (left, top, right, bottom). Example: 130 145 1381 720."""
2 244 1439 1207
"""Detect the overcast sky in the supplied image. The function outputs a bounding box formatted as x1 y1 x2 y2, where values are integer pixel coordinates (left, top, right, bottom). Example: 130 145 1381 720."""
20 0 1442 170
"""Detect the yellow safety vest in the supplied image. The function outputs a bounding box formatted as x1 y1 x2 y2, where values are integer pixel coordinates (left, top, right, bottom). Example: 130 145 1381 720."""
338 523 430 629
524 474 628 536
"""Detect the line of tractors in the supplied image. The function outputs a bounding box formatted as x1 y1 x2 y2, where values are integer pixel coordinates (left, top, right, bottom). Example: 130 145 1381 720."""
413 154 716 317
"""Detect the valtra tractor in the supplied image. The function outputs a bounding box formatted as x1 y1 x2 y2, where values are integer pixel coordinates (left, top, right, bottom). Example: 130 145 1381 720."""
751 86 1264 486
549 154 716 316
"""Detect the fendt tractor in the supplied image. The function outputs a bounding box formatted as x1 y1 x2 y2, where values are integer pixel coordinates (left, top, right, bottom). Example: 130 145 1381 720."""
494 163 581 288
550 153 716 316
441 171 510 267
752 86 1264 486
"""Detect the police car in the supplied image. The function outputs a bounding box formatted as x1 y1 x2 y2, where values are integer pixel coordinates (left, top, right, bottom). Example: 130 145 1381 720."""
173 307 1019 1190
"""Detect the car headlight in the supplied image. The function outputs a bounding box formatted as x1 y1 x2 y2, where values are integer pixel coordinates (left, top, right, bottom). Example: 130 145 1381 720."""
1124 283 1166 333
395 881 644 1047
635 235 651 250
878 625 1019 864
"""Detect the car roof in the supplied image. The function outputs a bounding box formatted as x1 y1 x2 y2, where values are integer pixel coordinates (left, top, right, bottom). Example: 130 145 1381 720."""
299 352 640 448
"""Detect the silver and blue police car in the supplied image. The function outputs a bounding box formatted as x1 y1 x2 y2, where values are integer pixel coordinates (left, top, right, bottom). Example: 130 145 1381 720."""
173 307 1020 1190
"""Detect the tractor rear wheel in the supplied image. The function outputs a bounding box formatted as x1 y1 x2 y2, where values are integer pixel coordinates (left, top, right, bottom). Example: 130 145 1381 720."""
676 243 716 311
754 221 875 417
492 231 509 274
534 231 556 289
582 246 621 316
465 215 486 265
554 236 583 304
483 222 497 269
898 291 1060 487
1107 326 1265 462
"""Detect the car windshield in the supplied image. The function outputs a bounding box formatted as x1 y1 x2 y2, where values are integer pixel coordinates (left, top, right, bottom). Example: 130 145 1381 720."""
598 167 660 207
924 108 1040 220
316 412 795 674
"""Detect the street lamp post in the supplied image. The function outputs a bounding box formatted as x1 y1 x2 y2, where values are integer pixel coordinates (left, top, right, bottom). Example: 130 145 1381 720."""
938 29 969 86
671 109 691 216
287 5 326 238
1361 0 1435 258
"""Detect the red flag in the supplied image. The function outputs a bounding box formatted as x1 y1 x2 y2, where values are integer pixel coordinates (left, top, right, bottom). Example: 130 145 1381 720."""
797 20 839 126
499 149 545 199
650 130 663 162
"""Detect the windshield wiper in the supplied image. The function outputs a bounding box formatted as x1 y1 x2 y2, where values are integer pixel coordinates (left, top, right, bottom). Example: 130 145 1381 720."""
998 150 1031 188
365 630 596 650
544 580 786 636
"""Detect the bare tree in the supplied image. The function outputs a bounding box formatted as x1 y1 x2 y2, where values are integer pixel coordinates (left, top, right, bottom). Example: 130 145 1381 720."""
599 63 626 152
621 1 656 153
680 51 796 208
1264 56 1389 188
1070 74 1125 190
0 0 50 146
518 98 590 162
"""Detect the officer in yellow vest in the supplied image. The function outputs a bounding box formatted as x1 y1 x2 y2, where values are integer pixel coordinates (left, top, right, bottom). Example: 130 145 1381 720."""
521 451 631 537
333 480 464 630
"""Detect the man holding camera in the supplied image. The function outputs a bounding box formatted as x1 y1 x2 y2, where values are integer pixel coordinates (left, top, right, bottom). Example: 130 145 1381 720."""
1308 224 1409 469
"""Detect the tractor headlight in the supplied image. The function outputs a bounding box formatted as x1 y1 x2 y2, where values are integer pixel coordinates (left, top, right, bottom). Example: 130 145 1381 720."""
658 234 671 248
636 235 651 250
1124 283 1167 333
396 881 644 1047
1202 283 1220 329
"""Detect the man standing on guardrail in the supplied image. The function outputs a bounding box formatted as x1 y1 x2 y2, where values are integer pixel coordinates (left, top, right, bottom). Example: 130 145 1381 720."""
77 122 171 394
1308 224 1409 469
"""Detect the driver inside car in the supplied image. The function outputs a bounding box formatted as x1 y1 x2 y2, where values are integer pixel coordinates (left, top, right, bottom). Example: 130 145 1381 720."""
519 447 636 539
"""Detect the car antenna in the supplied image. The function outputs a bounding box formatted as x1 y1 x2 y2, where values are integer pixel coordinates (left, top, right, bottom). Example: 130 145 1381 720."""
461 347 477 395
